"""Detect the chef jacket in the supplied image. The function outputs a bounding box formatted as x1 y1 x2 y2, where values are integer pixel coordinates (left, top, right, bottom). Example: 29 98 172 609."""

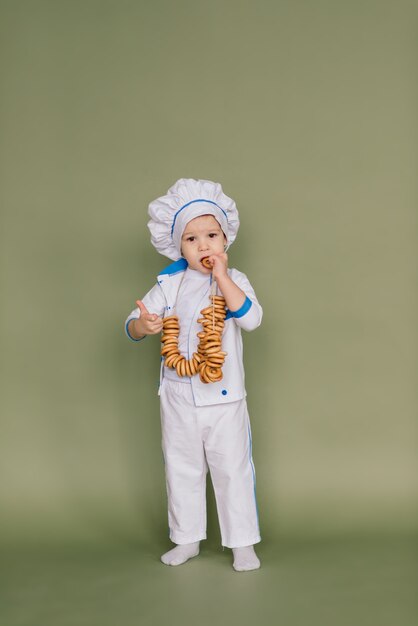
125 258 262 407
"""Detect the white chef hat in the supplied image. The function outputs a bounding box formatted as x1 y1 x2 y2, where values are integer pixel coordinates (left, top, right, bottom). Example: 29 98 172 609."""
147 178 240 260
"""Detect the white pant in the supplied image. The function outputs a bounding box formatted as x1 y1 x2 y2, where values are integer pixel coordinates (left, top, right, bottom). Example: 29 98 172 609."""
160 378 261 548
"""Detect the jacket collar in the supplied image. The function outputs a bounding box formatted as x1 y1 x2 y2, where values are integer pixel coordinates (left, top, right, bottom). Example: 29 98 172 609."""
157 258 188 278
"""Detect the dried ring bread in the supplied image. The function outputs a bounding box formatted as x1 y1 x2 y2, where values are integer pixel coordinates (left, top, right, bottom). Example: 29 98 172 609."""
160 294 227 383
201 257 213 269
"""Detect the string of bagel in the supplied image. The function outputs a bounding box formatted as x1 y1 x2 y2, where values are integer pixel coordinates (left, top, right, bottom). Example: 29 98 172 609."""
160 256 227 383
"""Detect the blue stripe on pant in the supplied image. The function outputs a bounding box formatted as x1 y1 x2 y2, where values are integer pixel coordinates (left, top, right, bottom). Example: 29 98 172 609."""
160 378 261 548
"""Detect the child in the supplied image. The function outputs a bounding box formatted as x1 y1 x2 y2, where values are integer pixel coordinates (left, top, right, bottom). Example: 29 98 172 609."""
125 179 262 571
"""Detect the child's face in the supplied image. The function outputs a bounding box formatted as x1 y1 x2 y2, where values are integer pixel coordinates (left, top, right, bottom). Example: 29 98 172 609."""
181 214 227 273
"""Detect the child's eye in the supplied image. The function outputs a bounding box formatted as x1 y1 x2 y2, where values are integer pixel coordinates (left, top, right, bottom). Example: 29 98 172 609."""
186 236 195 242
209 233 218 238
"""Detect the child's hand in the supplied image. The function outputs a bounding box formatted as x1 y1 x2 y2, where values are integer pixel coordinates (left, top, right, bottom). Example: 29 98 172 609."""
134 300 164 335
208 252 228 281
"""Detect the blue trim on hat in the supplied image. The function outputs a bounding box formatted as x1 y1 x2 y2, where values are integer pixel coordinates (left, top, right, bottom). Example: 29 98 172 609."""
170 199 228 238
230 296 252 318
158 257 188 276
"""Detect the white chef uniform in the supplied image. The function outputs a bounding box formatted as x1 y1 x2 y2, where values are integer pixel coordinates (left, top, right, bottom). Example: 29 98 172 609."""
125 260 262 548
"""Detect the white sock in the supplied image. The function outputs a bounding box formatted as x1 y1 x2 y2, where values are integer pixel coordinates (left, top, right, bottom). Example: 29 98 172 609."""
232 545 261 572
161 542 200 566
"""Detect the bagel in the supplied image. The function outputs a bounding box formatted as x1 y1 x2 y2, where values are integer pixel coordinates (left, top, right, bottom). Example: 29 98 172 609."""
172 354 184 368
161 337 178 347
161 333 179 341
165 354 179 367
175 357 185 377
160 296 227 383
201 257 213 269
200 306 226 315
161 346 179 357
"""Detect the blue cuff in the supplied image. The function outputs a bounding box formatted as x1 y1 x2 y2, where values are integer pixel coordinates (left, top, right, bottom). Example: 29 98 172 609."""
125 319 146 342
230 296 252 319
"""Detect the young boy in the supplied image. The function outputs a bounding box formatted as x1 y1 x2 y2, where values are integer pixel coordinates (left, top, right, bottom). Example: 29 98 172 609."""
125 179 262 571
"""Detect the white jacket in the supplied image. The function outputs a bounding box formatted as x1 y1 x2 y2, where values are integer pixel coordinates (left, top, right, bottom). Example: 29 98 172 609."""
125 258 262 406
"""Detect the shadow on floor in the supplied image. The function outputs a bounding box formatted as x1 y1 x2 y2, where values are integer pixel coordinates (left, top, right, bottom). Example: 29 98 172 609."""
0 531 416 626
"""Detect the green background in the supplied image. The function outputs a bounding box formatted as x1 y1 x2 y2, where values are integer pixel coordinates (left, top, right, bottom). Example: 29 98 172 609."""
0 1 416 624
